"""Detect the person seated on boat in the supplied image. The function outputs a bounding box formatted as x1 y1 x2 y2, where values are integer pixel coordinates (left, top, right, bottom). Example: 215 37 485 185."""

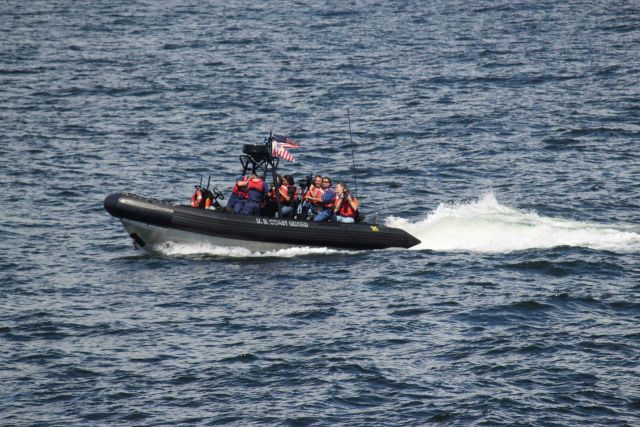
271 174 297 218
224 175 248 213
301 175 324 218
234 174 266 216
261 174 281 217
333 182 359 223
312 176 336 222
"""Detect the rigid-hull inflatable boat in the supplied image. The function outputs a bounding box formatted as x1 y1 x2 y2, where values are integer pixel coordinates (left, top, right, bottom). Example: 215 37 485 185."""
104 192 421 251
105 135 420 252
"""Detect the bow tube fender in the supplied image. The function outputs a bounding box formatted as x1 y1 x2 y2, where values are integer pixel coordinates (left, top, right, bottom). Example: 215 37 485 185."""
104 193 174 227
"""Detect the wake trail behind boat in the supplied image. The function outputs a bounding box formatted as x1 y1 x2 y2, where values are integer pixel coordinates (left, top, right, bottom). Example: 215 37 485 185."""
387 192 640 253
154 242 354 258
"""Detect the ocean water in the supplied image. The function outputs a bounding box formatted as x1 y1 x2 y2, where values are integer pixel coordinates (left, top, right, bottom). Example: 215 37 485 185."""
2 1 640 425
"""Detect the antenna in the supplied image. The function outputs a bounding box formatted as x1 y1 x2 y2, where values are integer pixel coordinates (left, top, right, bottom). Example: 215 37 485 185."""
347 110 358 198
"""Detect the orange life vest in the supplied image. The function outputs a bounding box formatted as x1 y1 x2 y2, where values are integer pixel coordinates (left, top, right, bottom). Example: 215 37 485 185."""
247 177 264 193
279 184 298 206
304 186 324 205
244 177 264 203
337 196 358 218
272 184 296 205
232 176 249 199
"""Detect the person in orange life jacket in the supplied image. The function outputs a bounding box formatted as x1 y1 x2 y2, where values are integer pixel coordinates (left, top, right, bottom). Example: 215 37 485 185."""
333 182 359 223
234 174 266 215
302 175 324 215
312 176 336 222
224 175 248 213
271 174 297 218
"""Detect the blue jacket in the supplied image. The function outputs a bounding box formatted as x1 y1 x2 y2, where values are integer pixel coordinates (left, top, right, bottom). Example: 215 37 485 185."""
321 187 336 210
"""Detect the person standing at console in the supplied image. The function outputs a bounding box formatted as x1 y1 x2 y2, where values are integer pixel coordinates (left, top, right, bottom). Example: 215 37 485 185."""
224 174 248 213
234 174 266 216
313 177 336 222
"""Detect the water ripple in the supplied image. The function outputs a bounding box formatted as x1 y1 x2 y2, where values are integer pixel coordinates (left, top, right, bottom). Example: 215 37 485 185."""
2 0 639 425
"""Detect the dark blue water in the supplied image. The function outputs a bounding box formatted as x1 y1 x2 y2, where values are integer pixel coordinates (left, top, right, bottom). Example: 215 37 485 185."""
2 1 640 425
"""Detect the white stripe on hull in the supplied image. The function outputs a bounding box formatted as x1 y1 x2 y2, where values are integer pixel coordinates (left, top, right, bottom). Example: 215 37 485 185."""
121 219 301 252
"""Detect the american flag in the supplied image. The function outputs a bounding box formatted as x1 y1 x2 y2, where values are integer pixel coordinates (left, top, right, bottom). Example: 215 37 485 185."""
272 141 296 162
272 134 301 149
271 134 300 162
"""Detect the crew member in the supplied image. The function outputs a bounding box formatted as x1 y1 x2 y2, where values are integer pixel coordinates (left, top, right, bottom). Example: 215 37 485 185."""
263 175 282 217
225 175 248 213
333 182 359 223
313 176 336 222
302 175 324 217
272 174 297 218
234 174 265 216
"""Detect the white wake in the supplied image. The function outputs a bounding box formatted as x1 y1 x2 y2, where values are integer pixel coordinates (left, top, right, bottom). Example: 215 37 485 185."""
153 241 351 258
387 192 640 253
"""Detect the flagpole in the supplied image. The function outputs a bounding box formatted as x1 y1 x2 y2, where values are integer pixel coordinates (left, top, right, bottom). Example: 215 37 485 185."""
268 130 283 218
347 110 358 198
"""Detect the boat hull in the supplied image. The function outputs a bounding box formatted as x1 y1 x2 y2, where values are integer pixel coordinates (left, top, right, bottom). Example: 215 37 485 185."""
105 193 421 251
121 218 300 252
